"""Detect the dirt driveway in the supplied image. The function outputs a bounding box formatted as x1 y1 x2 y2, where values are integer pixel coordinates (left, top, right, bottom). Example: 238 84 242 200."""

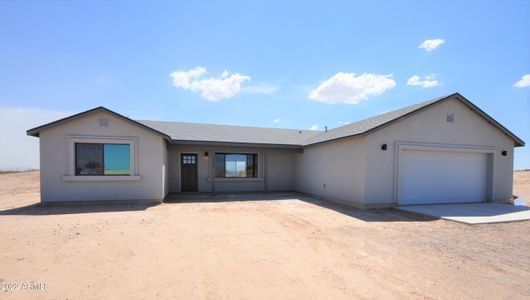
0 171 529 299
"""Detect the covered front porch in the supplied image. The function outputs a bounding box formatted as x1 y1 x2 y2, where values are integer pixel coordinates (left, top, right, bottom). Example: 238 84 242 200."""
165 143 301 194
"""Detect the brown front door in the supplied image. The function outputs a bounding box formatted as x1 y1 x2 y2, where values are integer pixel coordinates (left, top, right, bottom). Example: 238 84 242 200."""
180 154 198 192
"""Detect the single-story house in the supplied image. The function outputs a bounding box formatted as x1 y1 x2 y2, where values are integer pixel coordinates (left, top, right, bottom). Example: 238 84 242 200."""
27 93 525 208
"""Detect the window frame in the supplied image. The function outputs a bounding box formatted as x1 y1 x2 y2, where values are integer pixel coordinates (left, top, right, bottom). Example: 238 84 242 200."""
66 135 137 178
214 153 258 178
74 142 131 176
181 154 197 165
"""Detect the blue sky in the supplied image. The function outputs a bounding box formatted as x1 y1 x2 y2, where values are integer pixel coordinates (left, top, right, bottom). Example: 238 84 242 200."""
0 0 529 170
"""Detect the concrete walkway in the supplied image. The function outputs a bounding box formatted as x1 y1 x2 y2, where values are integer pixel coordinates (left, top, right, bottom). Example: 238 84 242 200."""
397 203 530 224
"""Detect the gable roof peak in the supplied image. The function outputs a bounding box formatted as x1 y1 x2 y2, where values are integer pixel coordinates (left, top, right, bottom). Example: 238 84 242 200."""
26 106 171 141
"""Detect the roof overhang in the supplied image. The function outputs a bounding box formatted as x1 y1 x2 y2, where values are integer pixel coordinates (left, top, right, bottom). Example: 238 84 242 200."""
453 94 525 147
26 106 172 142
170 139 303 152
305 93 525 148
25 93 524 149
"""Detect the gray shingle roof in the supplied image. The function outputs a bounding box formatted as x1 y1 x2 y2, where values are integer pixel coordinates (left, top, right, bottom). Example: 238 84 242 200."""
27 92 525 147
136 120 323 146
137 94 454 147
302 94 450 145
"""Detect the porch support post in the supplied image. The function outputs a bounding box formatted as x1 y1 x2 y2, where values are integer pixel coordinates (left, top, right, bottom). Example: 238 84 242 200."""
211 152 216 194
263 151 268 193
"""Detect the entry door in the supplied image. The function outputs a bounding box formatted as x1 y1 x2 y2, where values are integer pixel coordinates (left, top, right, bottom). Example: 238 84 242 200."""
181 154 198 192
398 149 488 205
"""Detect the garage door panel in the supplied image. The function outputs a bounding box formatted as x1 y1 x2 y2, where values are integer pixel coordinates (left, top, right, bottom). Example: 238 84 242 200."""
398 149 487 205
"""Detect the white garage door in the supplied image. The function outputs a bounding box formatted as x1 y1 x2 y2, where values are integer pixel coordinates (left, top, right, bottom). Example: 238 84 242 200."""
398 149 488 205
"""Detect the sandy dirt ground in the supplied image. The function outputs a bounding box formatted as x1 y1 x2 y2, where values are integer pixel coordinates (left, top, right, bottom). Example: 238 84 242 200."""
0 171 529 299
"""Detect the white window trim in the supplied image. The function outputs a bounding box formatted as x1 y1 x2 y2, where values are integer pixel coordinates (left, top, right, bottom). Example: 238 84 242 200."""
63 135 139 181
63 175 141 182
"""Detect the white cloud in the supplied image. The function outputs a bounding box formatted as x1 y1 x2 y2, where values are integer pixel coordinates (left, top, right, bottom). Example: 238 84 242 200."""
418 39 445 52
407 74 440 88
272 119 281 124
242 84 280 94
170 67 251 101
170 66 207 89
309 124 320 131
513 74 530 88
308 72 396 104
0 107 74 170
337 120 351 125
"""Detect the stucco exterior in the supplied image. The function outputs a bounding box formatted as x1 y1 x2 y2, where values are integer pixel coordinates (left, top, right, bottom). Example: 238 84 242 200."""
294 137 366 207
38 111 167 203
29 94 523 208
163 140 169 198
294 96 516 208
167 145 296 193
361 97 514 206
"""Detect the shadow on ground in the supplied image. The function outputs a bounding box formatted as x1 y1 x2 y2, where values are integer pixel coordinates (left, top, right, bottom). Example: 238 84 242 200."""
0 192 438 222
165 192 439 223
298 195 439 222
0 202 159 216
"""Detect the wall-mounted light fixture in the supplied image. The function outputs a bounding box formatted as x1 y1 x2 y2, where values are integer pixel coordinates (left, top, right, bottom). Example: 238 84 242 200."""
204 151 209 157
501 150 507 156
381 144 387 151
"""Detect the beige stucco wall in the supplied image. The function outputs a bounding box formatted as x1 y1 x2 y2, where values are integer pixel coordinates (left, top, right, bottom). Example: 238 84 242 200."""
163 140 169 198
39 111 167 202
362 97 515 206
167 145 295 193
36 95 517 206
294 137 366 207
266 151 295 191
294 96 516 208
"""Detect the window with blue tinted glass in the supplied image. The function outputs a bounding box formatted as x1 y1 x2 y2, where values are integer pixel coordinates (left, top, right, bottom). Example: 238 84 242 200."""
75 143 130 175
104 144 130 175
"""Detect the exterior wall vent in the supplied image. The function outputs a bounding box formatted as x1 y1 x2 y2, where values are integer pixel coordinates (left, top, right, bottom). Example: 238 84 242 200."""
446 113 455 123
99 118 109 128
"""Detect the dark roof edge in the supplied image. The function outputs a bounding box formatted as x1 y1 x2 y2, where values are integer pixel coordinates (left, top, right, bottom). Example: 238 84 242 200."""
26 93 525 149
455 93 525 147
26 106 172 141
170 139 303 151
304 93 525 148
303 93 457 147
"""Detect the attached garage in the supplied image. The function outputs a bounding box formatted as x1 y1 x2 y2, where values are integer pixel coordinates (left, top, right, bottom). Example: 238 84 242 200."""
26 92 524 208
397 148 490 205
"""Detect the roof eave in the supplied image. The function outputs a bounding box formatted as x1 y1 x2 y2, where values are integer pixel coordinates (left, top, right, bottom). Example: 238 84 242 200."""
401 93 525 147
26 107 172 142
454 94 525 147
303 93 525 148
170 139 304 151
26 106 105 137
